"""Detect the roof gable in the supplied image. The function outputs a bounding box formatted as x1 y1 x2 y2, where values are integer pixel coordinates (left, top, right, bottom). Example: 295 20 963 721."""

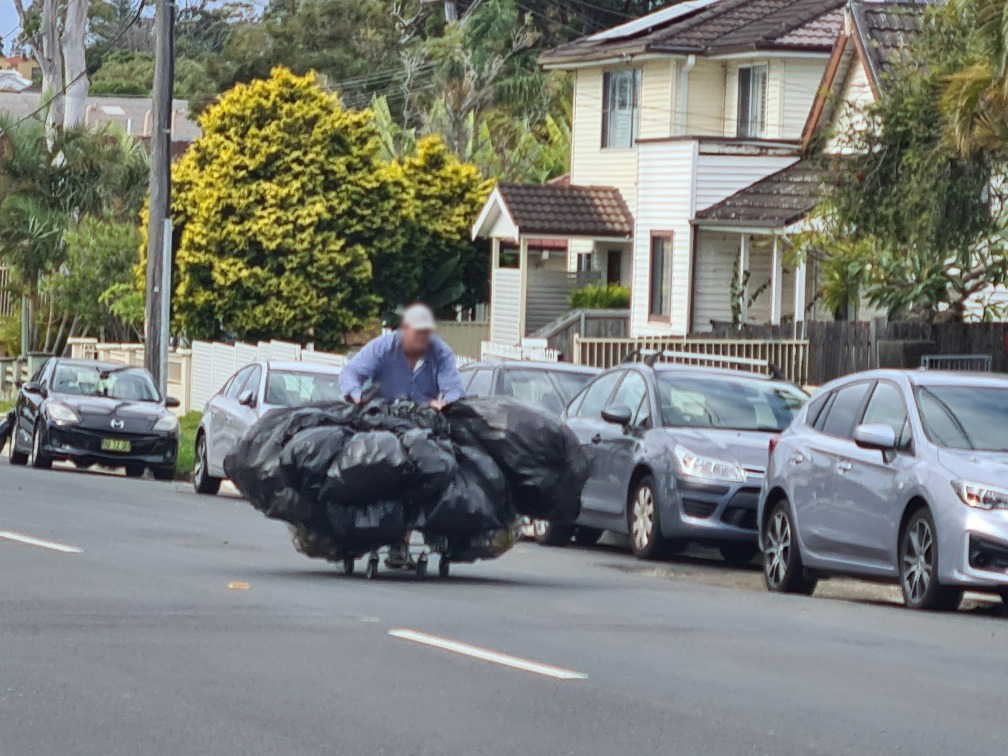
472 183 633 240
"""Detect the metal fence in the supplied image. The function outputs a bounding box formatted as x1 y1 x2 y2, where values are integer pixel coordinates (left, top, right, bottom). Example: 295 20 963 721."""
572 335 809 384
481 341 561 363
920 354 993 372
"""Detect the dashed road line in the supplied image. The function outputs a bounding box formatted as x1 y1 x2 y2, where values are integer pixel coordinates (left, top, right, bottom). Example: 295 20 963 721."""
388 628 588 681
0 530 83 554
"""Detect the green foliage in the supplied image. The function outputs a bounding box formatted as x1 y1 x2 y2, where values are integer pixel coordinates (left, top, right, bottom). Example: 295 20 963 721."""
0 314 21 356
569 283 630 310
90 51 212 101
175 411 203 479
811 2 1008 321
165 67 402 347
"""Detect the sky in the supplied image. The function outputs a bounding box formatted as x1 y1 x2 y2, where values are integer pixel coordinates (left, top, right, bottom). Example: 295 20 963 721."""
1 3 20 55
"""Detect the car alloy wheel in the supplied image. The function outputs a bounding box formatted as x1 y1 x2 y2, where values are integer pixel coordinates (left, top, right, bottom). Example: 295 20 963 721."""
631 485 655 552
193 434 221 495
762 501 816 595
901 518 933 605
764 510 791 589
898 508 962 611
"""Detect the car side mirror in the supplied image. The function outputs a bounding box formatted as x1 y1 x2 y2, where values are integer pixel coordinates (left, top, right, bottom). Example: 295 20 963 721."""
24 380 43 396
164 396 181 409
853 423 897 452
601 405 633 426
238 388 256 407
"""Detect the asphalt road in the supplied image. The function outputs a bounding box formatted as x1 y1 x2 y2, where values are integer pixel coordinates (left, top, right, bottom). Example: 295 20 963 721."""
3 458 1008 755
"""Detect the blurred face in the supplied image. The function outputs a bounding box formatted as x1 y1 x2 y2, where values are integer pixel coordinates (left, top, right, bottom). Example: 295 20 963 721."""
400 324 433 357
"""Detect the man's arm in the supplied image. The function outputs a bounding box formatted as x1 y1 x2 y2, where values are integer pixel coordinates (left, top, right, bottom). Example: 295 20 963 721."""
433 341 467 404
339 335 388 401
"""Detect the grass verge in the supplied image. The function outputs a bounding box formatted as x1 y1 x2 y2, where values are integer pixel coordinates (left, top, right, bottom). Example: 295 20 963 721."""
175 411 202 480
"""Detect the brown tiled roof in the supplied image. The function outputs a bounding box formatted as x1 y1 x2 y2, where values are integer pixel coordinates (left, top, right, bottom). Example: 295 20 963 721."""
542 0 845 66
694 160 825 227
497 183 633 238
850 0 929 88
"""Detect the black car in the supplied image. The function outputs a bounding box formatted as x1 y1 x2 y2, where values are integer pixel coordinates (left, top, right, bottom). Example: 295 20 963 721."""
459 360 599 415
7 358 181 479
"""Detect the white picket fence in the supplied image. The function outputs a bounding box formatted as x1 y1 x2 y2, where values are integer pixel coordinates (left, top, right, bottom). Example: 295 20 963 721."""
480 340 560 363
68 337 348 414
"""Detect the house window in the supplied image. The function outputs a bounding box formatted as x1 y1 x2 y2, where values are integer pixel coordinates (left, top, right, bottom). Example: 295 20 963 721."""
648 234 673 319
737 64 768 138
602 69 641 148
576 252 592 272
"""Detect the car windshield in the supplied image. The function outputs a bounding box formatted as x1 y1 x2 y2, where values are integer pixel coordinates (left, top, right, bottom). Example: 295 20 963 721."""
551 371 595 402
51 365 160 402
265 370 342 407
656 373 806 432
916 385 1008 451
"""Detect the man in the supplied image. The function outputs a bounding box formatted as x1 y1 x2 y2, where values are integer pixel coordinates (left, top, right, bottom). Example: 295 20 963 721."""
339 302 466 409
338 303 467 568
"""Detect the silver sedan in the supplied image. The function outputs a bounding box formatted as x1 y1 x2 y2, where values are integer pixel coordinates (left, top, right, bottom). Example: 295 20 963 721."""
760 369 1008 610
193 361 342 495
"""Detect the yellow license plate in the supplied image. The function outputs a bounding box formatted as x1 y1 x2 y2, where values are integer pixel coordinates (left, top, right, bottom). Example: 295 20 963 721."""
100 438 132 453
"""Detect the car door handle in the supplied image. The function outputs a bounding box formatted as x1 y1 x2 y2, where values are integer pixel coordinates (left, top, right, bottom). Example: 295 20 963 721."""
789 452 805 465
836 461 853 473
591 433 602 444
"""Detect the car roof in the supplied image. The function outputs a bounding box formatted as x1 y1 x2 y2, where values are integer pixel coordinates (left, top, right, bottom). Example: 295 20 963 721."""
462 360 600 374
265 360 342 373
649 363 775 382
862 368 1008 389
53 358 132 372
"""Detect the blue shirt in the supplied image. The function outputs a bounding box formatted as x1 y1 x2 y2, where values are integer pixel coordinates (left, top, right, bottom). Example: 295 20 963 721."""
339 331 467 404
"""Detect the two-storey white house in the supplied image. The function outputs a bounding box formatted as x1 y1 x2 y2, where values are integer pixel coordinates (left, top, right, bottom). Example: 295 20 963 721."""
474 0 846 343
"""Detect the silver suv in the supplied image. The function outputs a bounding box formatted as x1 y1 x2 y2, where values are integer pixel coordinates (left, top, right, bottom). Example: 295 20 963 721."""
760 370 1008 610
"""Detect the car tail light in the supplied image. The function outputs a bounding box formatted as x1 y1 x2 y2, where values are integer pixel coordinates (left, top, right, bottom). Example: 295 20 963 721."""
768 435 780 463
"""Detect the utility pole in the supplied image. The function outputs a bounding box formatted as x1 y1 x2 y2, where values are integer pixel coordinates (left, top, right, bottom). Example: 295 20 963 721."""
144 0 175 392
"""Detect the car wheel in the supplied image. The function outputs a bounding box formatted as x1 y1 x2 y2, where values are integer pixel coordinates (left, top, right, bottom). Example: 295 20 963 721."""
152 465 175 481
29 423 52 469
763 501 817 595
125 464 145 478
533 519 573 546
899 507 962 611
573 527 603 547
193 433 221 495
9 423 28 466
629 475 671 560
719 542 759 566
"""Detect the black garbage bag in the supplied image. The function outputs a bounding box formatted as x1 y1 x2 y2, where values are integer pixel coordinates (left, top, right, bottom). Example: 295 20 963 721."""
280 425 353 504
400 428 458 505
325 500 409 553
444 397 588 523
422 443 515 538
320 430 412 506
225 401 358 523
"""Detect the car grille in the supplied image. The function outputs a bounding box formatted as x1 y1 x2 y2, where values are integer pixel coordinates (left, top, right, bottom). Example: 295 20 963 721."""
49 427 175 457
969 535 1008 573
682 498 718 518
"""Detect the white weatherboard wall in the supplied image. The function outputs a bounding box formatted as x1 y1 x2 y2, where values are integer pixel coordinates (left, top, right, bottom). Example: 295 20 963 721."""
490 268 521 344
779 58 830 139
825 60 875 154
631 140 697 336
570 67 639 210
686 59 727 136
693 150 796 211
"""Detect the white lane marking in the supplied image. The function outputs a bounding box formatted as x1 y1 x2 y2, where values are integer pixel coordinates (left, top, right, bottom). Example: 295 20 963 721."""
388 628 588 681
0 530 83 554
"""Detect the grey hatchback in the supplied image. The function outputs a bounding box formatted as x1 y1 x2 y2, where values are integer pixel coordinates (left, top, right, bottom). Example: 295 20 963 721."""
759 370 1008 610
558 362 807 561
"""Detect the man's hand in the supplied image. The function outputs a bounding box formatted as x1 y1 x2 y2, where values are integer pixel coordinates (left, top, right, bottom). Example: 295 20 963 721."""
429 398 446 411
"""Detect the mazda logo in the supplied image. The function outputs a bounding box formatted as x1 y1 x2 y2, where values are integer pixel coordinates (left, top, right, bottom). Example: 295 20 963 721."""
110 419 125 430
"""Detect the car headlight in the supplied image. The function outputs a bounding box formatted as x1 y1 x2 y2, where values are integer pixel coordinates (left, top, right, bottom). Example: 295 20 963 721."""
674 444 745 483
953 480 1008 510
154 413 179 432
47 402 80 426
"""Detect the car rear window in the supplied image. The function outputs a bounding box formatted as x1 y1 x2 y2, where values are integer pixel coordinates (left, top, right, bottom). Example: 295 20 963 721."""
265 370 342 406
499 369 567 414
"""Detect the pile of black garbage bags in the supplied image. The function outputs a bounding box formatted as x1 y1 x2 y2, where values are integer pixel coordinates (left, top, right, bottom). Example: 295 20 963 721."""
225 395 589 564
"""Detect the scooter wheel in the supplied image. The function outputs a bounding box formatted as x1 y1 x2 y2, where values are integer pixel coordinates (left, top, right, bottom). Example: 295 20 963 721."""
438 557 450 578
365 557 379 580
342 557 354 576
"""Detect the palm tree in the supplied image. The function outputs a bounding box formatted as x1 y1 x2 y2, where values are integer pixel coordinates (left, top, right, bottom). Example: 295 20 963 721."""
941 0 1008 155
